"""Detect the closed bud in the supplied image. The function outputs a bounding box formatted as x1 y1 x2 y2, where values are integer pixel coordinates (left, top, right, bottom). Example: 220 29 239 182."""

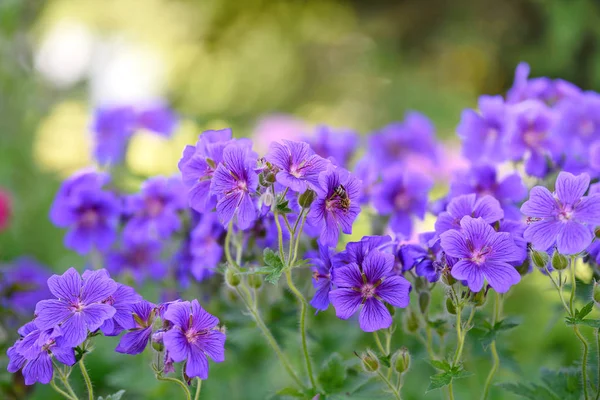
551 250 569 270
531 250 549 269
265 172 277 183
596 228 600 239
470 290 487 307
442 270 456 286
419 291 430 314
446 297 457 315
298 189 316 209
404 308 420 333
414 277 428 292
361 351 380 373
385 302 396 317
248 273 262 289
593 281 600 306
225 269 241 288
393 347 411 374
151 330 165 352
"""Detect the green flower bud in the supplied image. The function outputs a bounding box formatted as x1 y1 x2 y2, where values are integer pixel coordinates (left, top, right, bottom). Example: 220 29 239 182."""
593 280 600 306
361 351 379 373
442 271 456 286
393 347 411 374
298 189 316 209
595 228 600 239
551 250 569 271
225 269 241 288
414 277 428 292
265 172 277 183
419 291 430 315
385 302 396 317
470 290 487 307
404 308 420 333
531 250 549 269
248 273 262 289
446 297 457 315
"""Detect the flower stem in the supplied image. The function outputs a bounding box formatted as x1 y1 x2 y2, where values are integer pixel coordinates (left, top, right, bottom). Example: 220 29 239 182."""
376 369 402 400
194 378 202 400
481 292 502 400
373 331 386 355
570 256 590 400
596 328 600 400
79 358 94 400
273 211 286 263
156 375 192 400
570 256 577 316
544 265 570 314
285 269 317 391
54 364 78 399
50 379 77 400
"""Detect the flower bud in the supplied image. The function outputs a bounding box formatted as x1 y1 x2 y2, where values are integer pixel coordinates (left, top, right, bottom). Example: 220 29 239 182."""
551 250 569 271
151 330 165 352
593 281 600 306
470 290 487 307
393 347 411 374
442 270 456 286
258 191 274 208
225 269 241 288
360 351 379 373
414 277 428 292
446 297 457 315
298 189 316 209
404 308 420 333
418 291 430 314
385 302 396 317
248 273 262 289
531 250 549 269
595 228 600 239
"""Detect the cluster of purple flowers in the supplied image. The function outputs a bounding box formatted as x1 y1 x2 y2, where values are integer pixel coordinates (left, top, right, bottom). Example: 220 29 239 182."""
7 267 225 384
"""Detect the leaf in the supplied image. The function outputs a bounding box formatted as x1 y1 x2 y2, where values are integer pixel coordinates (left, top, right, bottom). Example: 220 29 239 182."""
497 382 557 400
274 387 305 398
275 200 293 214
498 367 582 400
427 372 453 392
97 390 126 400
318 353 347 393
428 359 451 371
579 319 600 328
576 301 595 319
426 364 471 392
262 249 285 284
471 318 520 349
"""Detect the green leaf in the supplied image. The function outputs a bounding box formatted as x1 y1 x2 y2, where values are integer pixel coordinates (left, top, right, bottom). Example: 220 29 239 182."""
427 372 453 392
497 382 556 399
262 249 285 284
428 359 451 371
275 200 293 214
471 318 520 349
97 390 126 400
426 364 471 392
318 353 347 393
576 301 595 319
579 319 600 328
274 387 305 398
498 367 582 400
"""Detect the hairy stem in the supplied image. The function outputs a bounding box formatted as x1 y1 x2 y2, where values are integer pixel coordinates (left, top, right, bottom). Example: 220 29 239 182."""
50 379 77 400
481 292 502 400
194 378 202 400
54 364 78 399
373 331 386 355
544 265 571 315
596 329 600 400
156 375 192 400
79 358 94 400
570 257 590 400
376 369 402 400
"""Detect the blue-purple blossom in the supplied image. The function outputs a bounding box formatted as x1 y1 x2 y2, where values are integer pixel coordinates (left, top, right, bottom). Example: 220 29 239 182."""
123 176 186 241
34 268 117 347
189 213 224 281
99 282 143 336
397 232 443 282
0 257 51 315
457 95 508 164
521 172 600 255
265 140 330 192
301 125 359 168
308 244 335 312
210 143 259 230
163 300 226 379
106 237 165 283
372 168 432 237
329 250 411 332
334 235 392 268
50 170 120 255
435 194 504 236
136 103 178 137
440 216 522 293
307 167 362 247
116 300 156 355
506 62 580 105
91 106 137 164
7 322 76 385
449 165 527 220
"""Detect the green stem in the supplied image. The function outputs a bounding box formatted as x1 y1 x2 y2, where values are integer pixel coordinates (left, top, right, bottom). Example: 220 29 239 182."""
449 305 475 400
481 293 502 400
570 256 577 316
596 329 600 400
54 364 78 399
234 286 305 389
544 265 571 315
79 358 94 400
156 375 192 400
224 220 240 270
50 379 77 400
376 369 402 400
285 269 317 390
273 211 286 263
373 331 386 355
194 378 202 400
448 383 455 400
288 211 307 268
570 256 590 400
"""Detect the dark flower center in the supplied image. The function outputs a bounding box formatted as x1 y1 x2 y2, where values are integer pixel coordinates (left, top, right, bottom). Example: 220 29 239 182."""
361 283 377 299
79 209 99 228
312 271 330 282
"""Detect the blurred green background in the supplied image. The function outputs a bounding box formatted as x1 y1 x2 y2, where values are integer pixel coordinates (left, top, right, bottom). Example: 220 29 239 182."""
2 0 600 399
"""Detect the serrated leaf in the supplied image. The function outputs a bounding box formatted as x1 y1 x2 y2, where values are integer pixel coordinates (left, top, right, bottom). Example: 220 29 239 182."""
274 387 305 398
579 319 600 328
318 353 347 393
428 359 451 371
497 382 556 399
97 390 126 400
262 249 285 284
275 200 293 214
576 301 594 319
427 372 453 392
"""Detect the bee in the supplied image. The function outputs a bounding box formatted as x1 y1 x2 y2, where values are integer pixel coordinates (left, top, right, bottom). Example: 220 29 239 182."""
333 184 351 211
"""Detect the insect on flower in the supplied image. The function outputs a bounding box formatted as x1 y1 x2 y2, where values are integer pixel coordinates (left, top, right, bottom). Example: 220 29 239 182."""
332 184 351 211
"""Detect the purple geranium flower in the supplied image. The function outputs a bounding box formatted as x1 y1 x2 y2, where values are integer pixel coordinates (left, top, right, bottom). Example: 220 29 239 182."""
329 250 411 332
435 194 504 236
163 300 226 379
0 257 51 315
521 171 600 255
106 237 165 283
372 168 432 237
457 95 508 164
506 62 580 105
210 143 259 230
301 125 359 168
334 235 393 268
123 176 186 241
137 103 178 137
7 323 76 385
307 167 362 247
99 282 143 336
440 216 522 293
449 165 527 220
308 244 335 312
116 300 156 355
189 213 224 281
265 140 330 192
34 268 117 347
398 232 443 282
91 106 137 164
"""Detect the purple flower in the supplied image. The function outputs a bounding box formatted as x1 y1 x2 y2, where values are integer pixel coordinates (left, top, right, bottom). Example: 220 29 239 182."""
163 300 226 379
189 214 224 281
123 176 186 241
449 165 527 220
398 232 443 282
50 171 120 255
506 62 580 105
521 172 600 255
307 167 362 247
34 268 117 347
178 128 234 212
301 125 359 168
99 283 143 336
0 257 51 315
372 168 432 237
7 323 76 385
440 216 522 293
137 103 178 136
106 237 165 283
330 250 411 332
91 106 137 164
457 95 508 164
265 140 330 192
116 300 156 355
308 244 335 312
210 143 259 230
334 235 392 268
435 194 504 236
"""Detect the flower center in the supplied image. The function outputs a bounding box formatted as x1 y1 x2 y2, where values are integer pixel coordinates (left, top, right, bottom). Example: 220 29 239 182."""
523 128 544 148
290 165 303 178
470 249 488 265
70 301 85 313
581 120 595 136
237 180 248 192
79 209 99 228
145 197 164 217
558 205 574 221
361 283 377 299
394 192 410 210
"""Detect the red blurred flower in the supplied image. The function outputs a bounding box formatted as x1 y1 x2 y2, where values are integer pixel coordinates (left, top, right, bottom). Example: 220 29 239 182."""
0 189 11 231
